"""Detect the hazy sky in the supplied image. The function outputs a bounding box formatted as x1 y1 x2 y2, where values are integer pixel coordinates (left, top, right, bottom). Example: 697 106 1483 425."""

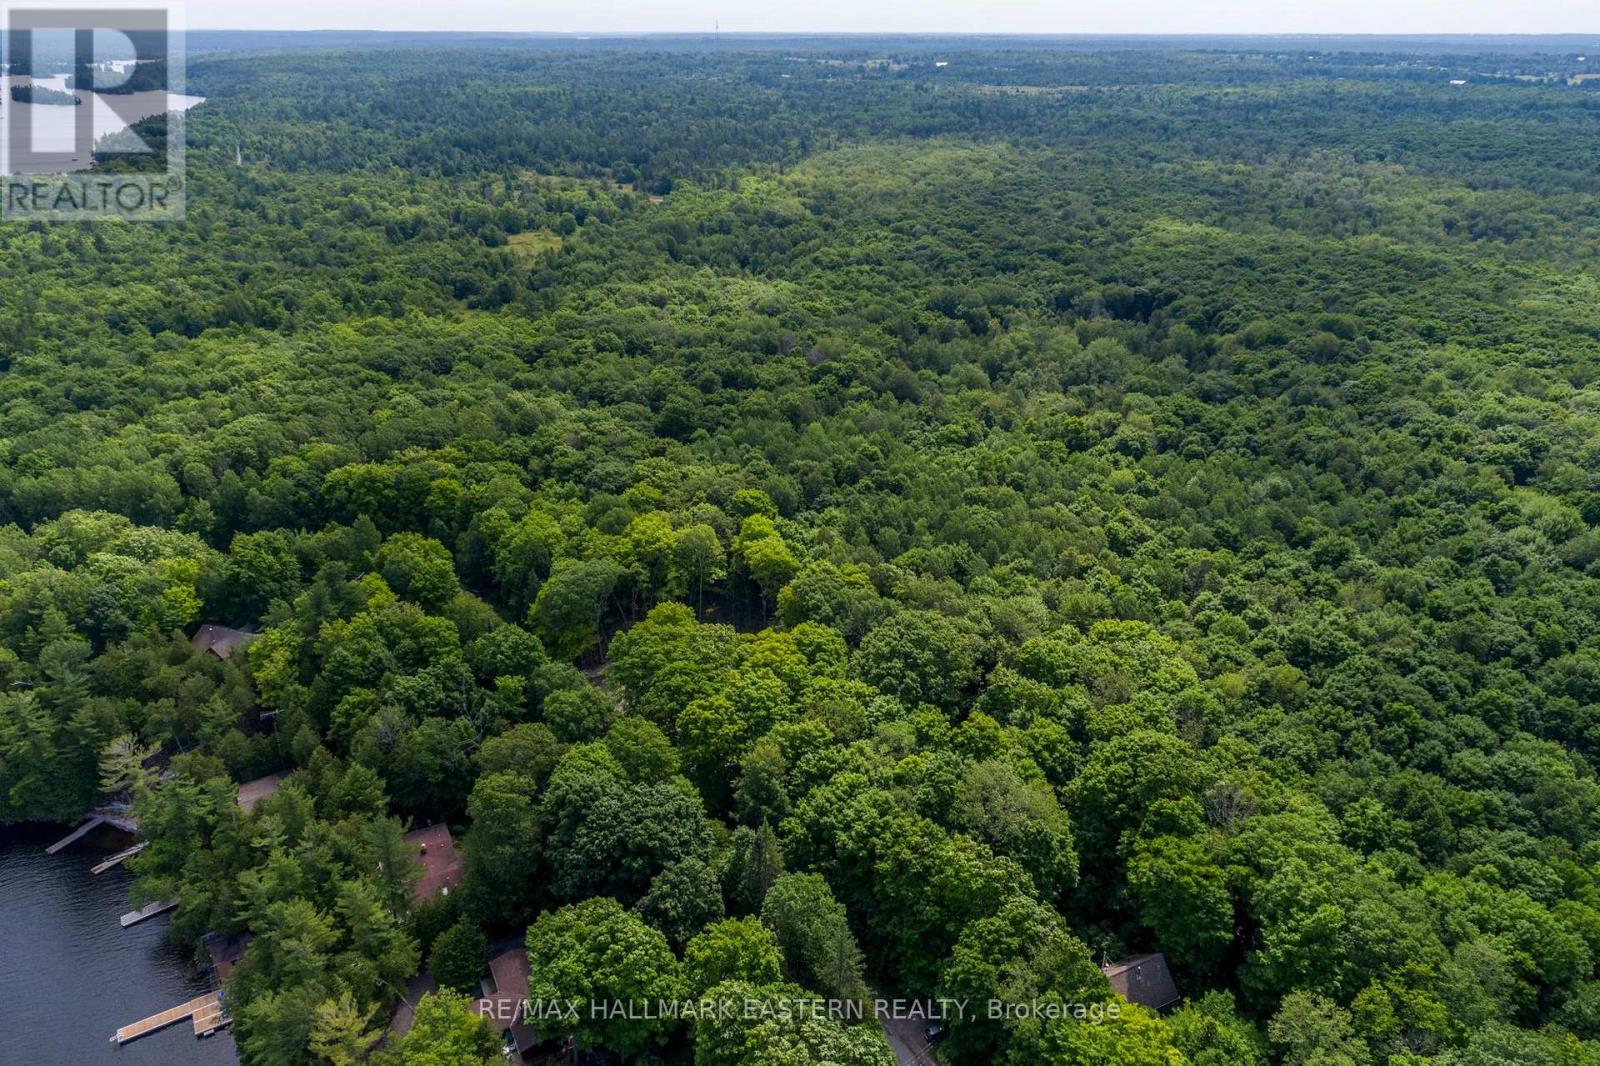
188 1 1597 36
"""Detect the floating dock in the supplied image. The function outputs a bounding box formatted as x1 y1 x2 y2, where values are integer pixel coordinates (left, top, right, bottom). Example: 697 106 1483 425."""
192 999 231 1037
112 992 220 1045
92 841 147 875
119 899 178 927
44 816 105 854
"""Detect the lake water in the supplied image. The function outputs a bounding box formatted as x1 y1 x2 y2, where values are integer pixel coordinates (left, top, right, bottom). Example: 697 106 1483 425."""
1 75 205 174
0 825 237 1065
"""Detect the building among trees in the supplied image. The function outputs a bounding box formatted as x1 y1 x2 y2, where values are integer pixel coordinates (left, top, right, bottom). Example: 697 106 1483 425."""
189 624 258 659
1101 954 1179 1012
477 948 537 1059
406 823 463 903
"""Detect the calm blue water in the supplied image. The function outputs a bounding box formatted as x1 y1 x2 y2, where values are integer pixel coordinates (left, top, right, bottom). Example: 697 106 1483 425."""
0 825 237 1065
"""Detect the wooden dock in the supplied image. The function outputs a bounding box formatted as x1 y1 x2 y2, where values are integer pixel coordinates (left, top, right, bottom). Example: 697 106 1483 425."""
120 898 178 927
44 816 105 854
91 841 147 875
112 992 219 1045
192 999 231 1036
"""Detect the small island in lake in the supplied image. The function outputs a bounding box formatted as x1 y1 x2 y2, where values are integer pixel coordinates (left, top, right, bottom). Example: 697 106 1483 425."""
11 83 82 106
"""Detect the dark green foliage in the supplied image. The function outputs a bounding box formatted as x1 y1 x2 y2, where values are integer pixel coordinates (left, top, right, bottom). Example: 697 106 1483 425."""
762 873 869 1003
11 83 80 105
723 821 785 916
853 609 981 714
636 856 726 947
536 746 715 904
428 920 488 995
541 684 617 743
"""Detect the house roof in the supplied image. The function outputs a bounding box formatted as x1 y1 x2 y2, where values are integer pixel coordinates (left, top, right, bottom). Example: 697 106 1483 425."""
190 624 259 660
236 771 288 812
1102 953 1180 1011
204 932 252 982
404 823 463 904
388 973 439 1039
478 948 537 1053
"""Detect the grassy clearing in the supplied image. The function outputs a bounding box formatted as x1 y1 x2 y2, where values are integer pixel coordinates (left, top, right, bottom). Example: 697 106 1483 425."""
505 230 564 262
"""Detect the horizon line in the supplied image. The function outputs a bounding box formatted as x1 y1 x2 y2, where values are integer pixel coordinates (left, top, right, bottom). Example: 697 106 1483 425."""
179 29 1600 38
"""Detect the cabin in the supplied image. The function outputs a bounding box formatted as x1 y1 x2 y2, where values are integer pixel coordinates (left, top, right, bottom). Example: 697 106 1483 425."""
1102 953 1180 1011
203 932 252 983
190 624 259 660
477 948 538 1059
405 823 463 904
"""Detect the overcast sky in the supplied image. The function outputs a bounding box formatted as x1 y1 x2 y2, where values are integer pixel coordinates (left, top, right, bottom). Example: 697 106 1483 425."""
188 1 1597 36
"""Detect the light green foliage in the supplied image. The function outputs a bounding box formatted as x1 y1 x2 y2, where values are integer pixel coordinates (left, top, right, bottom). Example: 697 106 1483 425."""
1006 1003 1188 1066
950 759 1078 899
735 737 791 825
692 980 896 1066
98 732 161 797
936 895 1108 1063
379 990 502 1065
669 523 727 615
778 561 884 641
308 991 383 1065
1268 991 1373 1066
1126 831 1233 972
524 897 684 1056
683 917 784 995
735 521 801 613
871 817 1036 989
606 603 747 729
1167 993 1268 1066
475 721 564 787
604 715 680 783
542 684 617 743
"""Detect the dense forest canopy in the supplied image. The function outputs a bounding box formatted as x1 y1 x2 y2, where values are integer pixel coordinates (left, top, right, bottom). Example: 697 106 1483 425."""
4 35 1600 1066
